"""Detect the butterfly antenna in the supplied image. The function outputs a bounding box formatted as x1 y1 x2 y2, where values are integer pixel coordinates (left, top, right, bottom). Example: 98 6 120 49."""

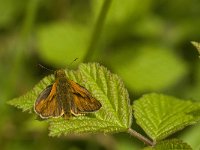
68 58 78 67
38 64 54 72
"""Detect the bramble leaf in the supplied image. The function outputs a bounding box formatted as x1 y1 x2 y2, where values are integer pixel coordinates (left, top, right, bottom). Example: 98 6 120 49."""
8 63 132 136
143 139 192 150
133 93 200 141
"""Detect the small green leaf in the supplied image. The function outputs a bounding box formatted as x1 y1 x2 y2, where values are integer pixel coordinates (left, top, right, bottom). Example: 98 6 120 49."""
8 63 132 136
110 46 188 93
133 93 200 141
37 22 91 66
191 41 200 56
180 124 200 150
143 139 192 150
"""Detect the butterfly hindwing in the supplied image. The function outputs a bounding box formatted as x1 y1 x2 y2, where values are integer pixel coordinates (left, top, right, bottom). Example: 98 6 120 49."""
34 83 64 118
68 80 102 115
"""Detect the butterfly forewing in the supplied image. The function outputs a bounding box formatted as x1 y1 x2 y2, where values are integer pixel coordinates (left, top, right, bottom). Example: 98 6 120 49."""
34 84 64 118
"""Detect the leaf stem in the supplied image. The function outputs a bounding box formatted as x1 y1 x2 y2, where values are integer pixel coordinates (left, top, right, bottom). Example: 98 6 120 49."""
128 128 155 146
83 0 112 62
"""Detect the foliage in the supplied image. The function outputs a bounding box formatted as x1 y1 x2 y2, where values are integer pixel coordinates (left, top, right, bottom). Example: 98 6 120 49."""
110 47 188 93
9 63 200 149
1 0 200 149
143 139 192 150
37 22 91 66
133 93 200 141
9 63 132 136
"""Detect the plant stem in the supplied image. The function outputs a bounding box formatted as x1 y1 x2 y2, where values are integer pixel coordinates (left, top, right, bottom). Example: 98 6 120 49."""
128 128 155 146
10 0 40 92
83 0 112 62
22 0 40 38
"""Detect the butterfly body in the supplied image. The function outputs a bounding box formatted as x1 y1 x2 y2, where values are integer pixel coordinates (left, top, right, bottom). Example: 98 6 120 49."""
34 69 101 119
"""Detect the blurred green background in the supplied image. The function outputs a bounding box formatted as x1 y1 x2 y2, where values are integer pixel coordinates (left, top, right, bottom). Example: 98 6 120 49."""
1 0 200 149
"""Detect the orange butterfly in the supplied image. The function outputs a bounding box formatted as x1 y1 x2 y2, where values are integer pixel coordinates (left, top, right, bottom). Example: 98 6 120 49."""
34 69 102 119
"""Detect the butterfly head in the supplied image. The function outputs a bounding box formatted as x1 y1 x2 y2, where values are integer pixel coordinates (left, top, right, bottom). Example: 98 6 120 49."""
55 69 66 78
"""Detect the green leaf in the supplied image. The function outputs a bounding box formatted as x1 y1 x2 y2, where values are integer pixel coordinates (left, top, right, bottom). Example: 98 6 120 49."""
180 124 200 150
36 22 91 66
8 63 132 136
110 46 188 93
191 41 200 56
133 93 200 141
92 0 152 24
143 139 192 150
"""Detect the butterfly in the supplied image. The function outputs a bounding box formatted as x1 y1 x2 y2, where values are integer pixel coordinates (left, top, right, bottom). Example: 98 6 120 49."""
34 69 102 119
